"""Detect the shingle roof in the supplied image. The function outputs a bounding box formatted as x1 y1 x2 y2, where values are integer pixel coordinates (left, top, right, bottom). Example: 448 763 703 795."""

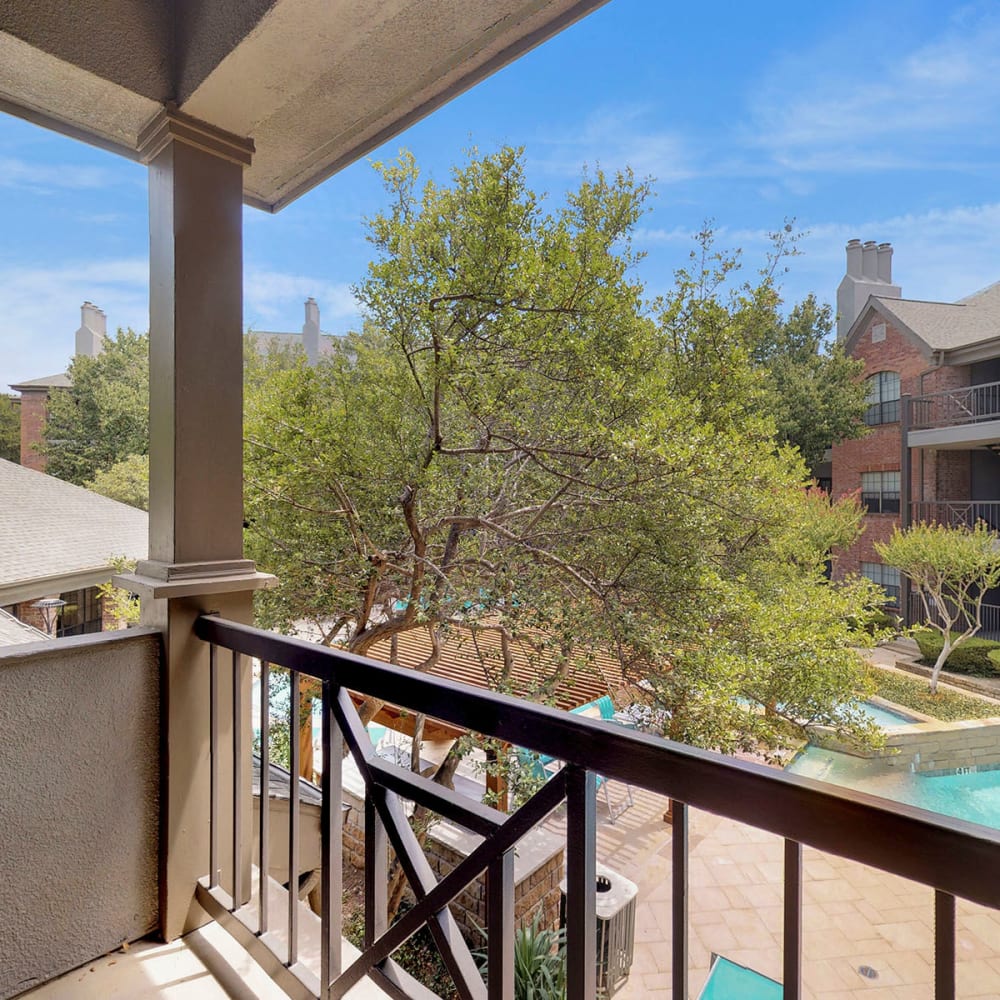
871 281 1000 353
0 607 47 648
10 372 72 391
0 459 147 604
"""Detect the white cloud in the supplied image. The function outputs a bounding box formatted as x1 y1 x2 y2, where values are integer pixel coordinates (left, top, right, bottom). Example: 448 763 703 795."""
0 257 149 390
0 156 115 192
748 9 1000 171
531 104 693 182
243 268 360 331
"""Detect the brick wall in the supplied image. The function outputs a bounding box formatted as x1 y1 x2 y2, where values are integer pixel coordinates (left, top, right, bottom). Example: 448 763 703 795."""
18 388 49 471
832 314 973 579
343 785 564 943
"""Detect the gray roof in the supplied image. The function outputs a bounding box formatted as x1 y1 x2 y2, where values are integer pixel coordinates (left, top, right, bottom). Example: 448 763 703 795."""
247 332 342 355
869 281 1000 354
0 607 48 648
0 459 148 605
10 372 72 391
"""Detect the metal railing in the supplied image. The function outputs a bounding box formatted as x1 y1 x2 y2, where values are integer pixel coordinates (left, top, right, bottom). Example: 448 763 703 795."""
911 500 1000 532
193 614 1000 1000
909 380 1000 430
908 591 1000 641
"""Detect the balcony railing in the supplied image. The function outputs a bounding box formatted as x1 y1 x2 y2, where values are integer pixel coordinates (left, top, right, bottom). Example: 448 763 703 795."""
912 500 1000 532
194 614 1000 1000
909 381 1000 430
908 591 1000 642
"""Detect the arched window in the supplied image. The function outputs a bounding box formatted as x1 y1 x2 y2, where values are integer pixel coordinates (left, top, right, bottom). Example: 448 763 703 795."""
864 371 900 425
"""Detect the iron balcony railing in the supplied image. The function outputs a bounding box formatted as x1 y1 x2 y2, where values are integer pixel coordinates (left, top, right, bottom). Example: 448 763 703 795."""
909 380 1000 430
911 500 1000 532
908 591 1000 642
193 614 1000 1000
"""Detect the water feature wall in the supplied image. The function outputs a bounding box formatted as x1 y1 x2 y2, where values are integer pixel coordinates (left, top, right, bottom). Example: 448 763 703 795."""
884 718 1000 774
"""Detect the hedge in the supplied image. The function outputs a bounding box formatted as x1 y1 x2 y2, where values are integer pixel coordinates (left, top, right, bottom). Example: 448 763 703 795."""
913 629 1000 676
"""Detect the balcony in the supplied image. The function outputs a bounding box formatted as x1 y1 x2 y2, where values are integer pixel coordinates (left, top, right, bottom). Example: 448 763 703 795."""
7 617 1000 1000
907 382 1000 450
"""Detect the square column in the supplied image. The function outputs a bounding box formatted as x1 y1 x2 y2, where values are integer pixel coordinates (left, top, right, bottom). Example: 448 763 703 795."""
119 108 274 940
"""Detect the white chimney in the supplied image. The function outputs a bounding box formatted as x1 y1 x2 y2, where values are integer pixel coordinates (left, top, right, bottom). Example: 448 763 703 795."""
836 240 901 341
845 238 862 277
302 297 320 364
75 301 107 357
861 240 878 279
877 242 893 283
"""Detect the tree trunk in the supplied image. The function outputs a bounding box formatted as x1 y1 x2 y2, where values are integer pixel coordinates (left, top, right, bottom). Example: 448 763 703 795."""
385 746 463 921
930 641 952 695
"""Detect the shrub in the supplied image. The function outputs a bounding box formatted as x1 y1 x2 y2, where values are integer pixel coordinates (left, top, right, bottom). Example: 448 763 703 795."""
913 629 1000 676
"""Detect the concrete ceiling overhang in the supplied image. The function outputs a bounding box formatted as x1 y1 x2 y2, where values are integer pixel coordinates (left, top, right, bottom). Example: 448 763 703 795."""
0 0 608 212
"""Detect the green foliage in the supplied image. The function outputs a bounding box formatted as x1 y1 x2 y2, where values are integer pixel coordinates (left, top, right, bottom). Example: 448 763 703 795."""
244 147 885 756
868 666 1000 721
44 328 149 484
752 295 868 468
475 914 566 1000
97 556 141 629
877 521 1000 692
913 629 1000 676
0 394 19 462
511 918 566 1000
85 452 149 509
343 903 457 999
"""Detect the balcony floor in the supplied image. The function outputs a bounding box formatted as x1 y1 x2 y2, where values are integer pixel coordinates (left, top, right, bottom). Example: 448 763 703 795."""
21 919 386 1000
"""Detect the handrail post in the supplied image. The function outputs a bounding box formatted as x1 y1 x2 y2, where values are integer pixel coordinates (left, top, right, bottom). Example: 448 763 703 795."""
565 767 596 999
672 800 688 1000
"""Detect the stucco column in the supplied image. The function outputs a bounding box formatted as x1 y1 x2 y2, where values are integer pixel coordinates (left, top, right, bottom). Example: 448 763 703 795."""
119 108 274 940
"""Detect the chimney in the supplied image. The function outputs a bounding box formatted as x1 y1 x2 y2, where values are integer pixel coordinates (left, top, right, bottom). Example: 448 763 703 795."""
845 238 862 277
877 242 893 283
861 240 878 280
302 297 320 365
836 239 902 341
75 301 107 358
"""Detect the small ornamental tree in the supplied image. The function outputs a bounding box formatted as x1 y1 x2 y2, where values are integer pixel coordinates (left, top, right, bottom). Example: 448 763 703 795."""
876 521 1000 693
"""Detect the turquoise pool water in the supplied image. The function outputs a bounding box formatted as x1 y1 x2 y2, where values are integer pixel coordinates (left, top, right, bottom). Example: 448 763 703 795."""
856 700 917 728
788 747 1000 829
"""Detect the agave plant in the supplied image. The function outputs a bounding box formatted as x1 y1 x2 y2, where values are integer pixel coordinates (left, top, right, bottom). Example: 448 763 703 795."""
475 914 567 1000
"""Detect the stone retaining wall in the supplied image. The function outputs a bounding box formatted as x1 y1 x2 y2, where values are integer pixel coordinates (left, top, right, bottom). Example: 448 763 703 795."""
881 718 1000 773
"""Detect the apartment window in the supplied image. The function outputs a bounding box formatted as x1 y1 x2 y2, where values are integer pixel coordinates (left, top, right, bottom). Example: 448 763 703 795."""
57 587 103 637
862 561 901 607
861 471 900 514
864 371 901 425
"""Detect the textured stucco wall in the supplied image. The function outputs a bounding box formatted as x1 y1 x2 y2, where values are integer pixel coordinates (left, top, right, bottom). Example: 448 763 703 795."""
0 629 161 1000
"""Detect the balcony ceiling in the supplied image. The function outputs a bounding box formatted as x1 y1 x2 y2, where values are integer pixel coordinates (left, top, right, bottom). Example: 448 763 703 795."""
0 0 606 212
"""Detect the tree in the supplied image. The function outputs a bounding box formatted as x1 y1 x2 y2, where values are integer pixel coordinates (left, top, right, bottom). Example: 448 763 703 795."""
751 294 868 468
44 328 149 484
876 521 1000 693
245 147 885 763
85 453 149 510
0 394 19 463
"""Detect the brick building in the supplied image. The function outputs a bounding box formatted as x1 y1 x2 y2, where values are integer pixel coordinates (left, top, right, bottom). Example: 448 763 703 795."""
831 239 1000 628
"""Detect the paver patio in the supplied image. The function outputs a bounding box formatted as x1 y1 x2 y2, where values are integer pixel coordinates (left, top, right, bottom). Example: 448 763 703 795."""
587 781 1000 999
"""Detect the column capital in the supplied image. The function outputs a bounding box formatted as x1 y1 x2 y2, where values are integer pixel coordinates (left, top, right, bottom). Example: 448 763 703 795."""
117 560 276 600
138 103 254 167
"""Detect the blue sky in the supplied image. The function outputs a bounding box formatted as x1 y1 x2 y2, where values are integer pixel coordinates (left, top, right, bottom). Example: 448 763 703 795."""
3 0 1000 388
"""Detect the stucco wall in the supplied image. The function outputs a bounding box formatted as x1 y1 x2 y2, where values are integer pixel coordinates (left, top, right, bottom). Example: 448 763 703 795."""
0 629 161 1000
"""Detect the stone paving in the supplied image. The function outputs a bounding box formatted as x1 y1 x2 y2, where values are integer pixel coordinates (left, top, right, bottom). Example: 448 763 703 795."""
587 781 1000 999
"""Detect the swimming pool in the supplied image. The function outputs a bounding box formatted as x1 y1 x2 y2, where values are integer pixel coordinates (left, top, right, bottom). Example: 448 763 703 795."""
788 746 1000 828
855 700 918 728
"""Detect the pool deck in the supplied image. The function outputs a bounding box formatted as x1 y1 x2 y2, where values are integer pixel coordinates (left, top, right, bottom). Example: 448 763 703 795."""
585 782 1000 1000
578 643 1000 999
